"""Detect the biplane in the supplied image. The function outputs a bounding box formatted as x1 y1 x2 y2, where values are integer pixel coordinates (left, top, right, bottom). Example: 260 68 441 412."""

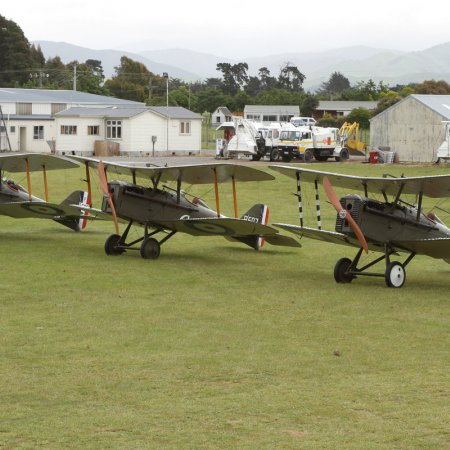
74 157 300 259
0 153 106 231
270 165 450 288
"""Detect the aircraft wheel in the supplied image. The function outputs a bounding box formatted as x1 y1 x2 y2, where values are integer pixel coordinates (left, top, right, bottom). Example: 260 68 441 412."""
104 234 124 256
140 237 161 260
334 257 354 283
385 262 405 288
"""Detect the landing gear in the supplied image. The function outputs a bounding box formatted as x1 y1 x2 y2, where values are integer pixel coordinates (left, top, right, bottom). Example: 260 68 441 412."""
385 262 406 288
140 238 161 260
333 246 415 288
105 234 125 255
334 258 354 283
103 220 176 260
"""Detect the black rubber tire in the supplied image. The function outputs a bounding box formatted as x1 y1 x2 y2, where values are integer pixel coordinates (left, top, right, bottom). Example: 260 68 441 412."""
140 237 161 260
336 148 349 162
104 234 124 256
304 149 313 163
385 261 406 288
269 148 279 162
334 257 354 283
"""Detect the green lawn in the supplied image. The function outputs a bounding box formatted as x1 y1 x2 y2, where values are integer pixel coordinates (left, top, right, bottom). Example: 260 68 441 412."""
1 161 450 449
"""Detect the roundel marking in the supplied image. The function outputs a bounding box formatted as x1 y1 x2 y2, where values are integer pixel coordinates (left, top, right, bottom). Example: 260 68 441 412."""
184 221 232 235
21 203 65 217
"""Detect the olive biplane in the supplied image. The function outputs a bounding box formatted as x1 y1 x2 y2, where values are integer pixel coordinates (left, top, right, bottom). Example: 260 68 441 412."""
0 153 106 231
75 158 300 259
270 165 450 288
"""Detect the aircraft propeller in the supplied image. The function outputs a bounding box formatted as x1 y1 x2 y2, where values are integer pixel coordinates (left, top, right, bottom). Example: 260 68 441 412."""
323 176 368 253
98 160 120 235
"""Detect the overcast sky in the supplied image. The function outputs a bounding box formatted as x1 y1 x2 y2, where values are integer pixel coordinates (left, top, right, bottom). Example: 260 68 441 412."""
2 0 450 57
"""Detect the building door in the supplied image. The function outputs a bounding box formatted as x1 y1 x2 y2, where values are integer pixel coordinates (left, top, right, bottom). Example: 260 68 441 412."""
19 127 27 151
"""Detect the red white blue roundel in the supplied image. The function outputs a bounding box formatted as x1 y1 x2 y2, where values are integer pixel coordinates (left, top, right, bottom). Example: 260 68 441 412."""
21 203 65 217
183 221 233 235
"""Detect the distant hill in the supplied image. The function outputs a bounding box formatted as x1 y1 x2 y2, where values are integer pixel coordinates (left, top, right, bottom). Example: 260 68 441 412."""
35 40 450 90
34 41 203 80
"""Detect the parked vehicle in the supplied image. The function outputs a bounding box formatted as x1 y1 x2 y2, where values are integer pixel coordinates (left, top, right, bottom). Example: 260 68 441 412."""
290 116 317 127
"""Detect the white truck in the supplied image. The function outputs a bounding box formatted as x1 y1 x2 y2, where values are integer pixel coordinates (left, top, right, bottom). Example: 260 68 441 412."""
216 118 283 161
277 125 350 162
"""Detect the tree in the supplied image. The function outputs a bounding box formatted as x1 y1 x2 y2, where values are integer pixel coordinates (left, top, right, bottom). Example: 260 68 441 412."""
373 91 402 115
105 56 157 102
278 62 305 92
346 108 372 128
216 62 249 95
0 15 45 86
300 94 319 117
258 67 278 91
319 72 350 98
414 79 450 94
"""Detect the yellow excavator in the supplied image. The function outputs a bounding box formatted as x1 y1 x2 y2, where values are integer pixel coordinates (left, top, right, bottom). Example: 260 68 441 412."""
338 122 366 155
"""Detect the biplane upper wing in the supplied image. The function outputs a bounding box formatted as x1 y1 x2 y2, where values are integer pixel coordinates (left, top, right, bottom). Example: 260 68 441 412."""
0 153 79 172
0 201 108 220
70 157 274 183
270 165 450 198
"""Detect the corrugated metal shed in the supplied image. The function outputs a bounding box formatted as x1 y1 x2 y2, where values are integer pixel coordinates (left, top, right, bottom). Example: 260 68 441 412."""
370 94 450 162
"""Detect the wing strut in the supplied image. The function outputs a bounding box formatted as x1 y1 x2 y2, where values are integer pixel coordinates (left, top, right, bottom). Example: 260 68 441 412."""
176 176 181 204
232 175 238 218
24 157 32 201
84 161 92 207
314 178 321 230
213 168 221 217
416 191 423 221
42 164 49 202
296 171 303 227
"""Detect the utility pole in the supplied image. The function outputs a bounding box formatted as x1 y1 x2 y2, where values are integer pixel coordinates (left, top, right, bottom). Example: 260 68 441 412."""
73 63 77 91
163 72 169 153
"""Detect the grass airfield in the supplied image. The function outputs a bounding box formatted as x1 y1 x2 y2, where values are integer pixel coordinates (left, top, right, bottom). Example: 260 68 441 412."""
1 161 450 449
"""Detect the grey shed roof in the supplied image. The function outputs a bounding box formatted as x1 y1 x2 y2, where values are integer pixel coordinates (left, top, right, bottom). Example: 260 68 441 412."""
244 105 300 114
56 105 202 120
412 95 450 120
317 101 378 111
0 88 143 105
217 106 232 116
370 94 450 121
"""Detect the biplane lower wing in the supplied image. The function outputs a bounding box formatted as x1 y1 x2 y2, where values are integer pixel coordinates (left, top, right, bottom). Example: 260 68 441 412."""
156 218 279 237
0 201 107 221
395 238 450 261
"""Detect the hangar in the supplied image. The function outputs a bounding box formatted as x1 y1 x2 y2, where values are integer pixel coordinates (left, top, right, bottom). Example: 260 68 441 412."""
370 95 450 162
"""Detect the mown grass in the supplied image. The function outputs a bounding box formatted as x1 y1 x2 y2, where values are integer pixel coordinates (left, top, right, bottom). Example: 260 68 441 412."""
1 161 450 449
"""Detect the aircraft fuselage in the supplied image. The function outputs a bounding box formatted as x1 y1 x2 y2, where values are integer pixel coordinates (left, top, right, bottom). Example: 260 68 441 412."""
337 195 450 246
105 180 218 225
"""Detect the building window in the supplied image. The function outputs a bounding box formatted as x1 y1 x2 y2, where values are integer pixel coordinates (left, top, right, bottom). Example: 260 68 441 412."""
246 114 260 121
216 116 221 123
88 125 100 135
263 115 277 122
106 120 122 139
61 125 77 135
180 121 191 135
33 125 44 140
10 126 16 133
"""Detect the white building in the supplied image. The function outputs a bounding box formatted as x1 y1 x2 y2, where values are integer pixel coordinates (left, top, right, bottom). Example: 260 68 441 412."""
0 88 202 155
243 105 300 123
55 105 202 156
211 106 232 128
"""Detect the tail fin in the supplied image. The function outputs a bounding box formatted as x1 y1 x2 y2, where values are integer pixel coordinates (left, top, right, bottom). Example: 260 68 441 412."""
54 190 90 231
233 204 269 250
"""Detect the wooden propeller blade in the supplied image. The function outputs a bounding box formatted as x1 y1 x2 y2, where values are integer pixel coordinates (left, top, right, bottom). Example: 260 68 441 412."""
323 176 368 253
98 161 120 235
